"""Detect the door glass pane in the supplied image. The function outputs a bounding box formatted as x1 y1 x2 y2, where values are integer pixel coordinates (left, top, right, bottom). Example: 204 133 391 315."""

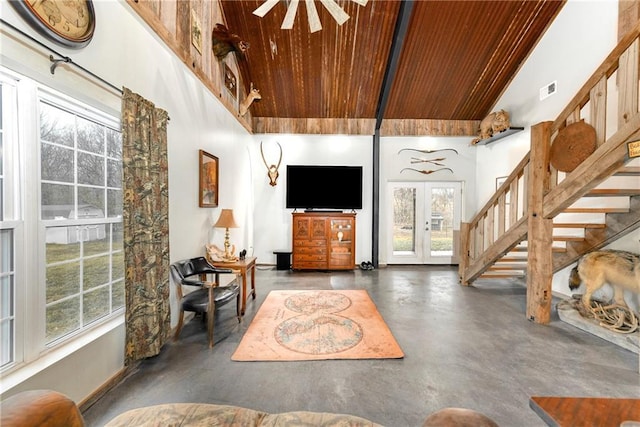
392 187 416 253
430 187 454 256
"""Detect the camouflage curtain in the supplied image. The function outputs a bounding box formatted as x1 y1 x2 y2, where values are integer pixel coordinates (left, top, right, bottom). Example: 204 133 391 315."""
121 88 171 365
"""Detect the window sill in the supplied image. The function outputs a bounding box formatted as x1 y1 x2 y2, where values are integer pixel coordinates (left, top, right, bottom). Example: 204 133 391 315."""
1 313 125 395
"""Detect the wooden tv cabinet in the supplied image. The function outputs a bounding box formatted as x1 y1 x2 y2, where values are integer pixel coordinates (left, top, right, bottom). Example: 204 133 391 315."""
292 212 356 270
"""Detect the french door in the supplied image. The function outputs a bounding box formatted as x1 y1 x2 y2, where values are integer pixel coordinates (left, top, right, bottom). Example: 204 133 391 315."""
386 181 462 264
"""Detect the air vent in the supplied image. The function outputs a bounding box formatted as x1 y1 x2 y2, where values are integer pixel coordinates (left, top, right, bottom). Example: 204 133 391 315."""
539 81 557 100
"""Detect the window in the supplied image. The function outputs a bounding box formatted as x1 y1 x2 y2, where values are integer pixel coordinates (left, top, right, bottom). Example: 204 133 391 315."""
1 77 19 369
0 68 123 373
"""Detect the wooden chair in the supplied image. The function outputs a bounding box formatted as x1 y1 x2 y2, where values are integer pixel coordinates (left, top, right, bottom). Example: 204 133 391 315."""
170 257 241 348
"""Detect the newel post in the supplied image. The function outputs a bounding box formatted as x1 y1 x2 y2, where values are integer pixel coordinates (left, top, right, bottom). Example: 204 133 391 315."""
526 121 553 324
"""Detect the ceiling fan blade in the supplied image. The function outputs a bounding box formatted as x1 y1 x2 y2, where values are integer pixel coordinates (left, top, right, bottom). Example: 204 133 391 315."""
305 0 322 33
351 0 368 6
281 0 299 29
253 0 280 17
319 0 349 25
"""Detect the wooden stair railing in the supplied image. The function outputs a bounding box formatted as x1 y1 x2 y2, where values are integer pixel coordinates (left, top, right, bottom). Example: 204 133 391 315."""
459 20 640 324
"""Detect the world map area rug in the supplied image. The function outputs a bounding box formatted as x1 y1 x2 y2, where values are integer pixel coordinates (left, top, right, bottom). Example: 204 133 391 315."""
231 290 404 361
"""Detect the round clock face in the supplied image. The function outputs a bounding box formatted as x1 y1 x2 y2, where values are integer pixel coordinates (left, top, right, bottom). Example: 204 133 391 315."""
10 0 96 49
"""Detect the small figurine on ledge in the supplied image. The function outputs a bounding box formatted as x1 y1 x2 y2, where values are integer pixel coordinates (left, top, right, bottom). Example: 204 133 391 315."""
471 109 510 145
240 83 262 116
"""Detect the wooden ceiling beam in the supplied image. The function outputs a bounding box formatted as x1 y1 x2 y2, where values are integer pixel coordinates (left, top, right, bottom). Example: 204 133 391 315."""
252 117 479 136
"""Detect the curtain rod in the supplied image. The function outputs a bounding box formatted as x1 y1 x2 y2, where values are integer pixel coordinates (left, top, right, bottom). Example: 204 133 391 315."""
1 18 123 95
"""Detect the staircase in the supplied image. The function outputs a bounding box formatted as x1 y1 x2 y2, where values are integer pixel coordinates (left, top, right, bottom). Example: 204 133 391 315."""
459 22 640 324
477 166 639 281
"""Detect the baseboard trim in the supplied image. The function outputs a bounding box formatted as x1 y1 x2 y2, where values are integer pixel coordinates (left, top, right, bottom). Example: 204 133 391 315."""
78 364 136 412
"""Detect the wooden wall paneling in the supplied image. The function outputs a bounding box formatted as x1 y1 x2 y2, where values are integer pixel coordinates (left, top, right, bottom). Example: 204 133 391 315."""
125 0 252 132
379 119 480 136
176 1 191 57
252 117 377 135
161 0 177 36
189 0 203 70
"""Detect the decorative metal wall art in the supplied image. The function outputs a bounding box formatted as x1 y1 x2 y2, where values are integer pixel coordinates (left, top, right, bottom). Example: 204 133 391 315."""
400 167 454 175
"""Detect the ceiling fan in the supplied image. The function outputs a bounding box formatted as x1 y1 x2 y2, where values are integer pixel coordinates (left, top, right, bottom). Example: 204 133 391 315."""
253 0 369 33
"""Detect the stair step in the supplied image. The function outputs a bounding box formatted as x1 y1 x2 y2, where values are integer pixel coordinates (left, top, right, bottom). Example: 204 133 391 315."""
552 223 606 229
479 273 525 279
553 236 585 242
489 265 528 271
585 189 640 197
510 246 566 253
563 207 629 214
614 166 640 176
499 256 529 261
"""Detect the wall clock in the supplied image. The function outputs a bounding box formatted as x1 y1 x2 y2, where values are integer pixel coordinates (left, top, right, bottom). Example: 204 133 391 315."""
9 0 96 49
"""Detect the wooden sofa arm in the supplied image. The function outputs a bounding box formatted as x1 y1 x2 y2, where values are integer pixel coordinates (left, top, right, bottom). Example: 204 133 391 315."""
1 389 85 427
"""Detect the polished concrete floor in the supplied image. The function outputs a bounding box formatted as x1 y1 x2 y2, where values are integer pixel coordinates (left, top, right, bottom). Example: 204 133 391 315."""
83 266 639 426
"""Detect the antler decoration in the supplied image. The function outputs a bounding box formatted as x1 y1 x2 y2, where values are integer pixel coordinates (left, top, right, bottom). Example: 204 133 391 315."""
260 141 283 186
397 148 459 155
400 167 454 175
410 157 446 166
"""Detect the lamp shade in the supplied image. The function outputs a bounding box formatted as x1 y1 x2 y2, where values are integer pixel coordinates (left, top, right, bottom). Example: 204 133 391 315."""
214 209 238 229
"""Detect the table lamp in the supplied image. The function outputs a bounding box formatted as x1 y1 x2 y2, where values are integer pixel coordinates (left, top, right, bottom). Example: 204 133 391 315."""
213 209 239 262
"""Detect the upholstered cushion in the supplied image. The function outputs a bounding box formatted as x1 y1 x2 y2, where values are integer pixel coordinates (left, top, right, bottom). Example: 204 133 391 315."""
181 284 239 312
104 403 266 426
104 403 382 427
260 411 382 426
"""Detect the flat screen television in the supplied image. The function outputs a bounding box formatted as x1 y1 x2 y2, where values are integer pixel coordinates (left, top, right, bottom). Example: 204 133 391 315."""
286 165 363 210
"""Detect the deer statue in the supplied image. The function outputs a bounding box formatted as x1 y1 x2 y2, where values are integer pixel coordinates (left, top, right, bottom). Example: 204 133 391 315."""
260 141 283 186
240 83 261 116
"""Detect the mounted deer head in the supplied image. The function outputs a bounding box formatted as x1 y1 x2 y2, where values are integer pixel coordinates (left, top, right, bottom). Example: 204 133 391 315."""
212 23 249 60
260 141 283 186
240 83 261 116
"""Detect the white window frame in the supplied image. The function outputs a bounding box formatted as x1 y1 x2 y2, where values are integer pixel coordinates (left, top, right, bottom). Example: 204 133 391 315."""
0 67 124 382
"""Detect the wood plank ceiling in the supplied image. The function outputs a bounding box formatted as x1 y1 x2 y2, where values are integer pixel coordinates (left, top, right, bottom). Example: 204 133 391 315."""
220 0 565 135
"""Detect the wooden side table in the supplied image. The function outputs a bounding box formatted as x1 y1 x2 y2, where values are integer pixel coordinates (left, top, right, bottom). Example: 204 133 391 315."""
209 256 256 315
530 396 640 426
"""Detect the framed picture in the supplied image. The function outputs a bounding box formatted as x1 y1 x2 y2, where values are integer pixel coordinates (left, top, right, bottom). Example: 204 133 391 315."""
224 64 237 99
199 150 218 207
191 8 202 54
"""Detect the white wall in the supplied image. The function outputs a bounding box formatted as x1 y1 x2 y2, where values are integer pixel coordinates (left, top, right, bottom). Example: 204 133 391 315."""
251 134 373 264
0 0 632 406
379 136 478 264
472 1 634 299
0 0 252 403
475 0 619 207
